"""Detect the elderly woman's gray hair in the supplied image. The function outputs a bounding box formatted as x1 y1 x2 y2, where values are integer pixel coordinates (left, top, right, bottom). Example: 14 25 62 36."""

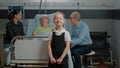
70 11 80 21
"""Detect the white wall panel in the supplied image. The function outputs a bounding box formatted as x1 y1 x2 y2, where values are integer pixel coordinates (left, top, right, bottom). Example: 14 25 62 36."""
0 0 113 9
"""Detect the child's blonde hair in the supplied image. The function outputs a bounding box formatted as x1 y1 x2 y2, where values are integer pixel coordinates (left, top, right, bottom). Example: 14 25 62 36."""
54 11 65 18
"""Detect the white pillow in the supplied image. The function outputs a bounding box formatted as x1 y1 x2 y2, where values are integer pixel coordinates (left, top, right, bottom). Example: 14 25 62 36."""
34 13 55 27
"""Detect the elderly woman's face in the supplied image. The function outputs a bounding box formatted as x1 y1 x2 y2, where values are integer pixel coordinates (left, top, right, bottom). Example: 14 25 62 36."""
41 17 48 26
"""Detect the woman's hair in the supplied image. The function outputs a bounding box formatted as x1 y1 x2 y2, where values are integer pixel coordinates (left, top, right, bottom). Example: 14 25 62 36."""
54 11 65 18
8 9 21 20
70 11 80 21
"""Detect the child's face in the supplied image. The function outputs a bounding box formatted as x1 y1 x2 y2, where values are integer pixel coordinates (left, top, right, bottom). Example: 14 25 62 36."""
54 14 64 27
41 17 48 26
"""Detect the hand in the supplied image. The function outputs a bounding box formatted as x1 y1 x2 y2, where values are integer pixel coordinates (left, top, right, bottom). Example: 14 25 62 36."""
36 35 40 37
16 38 19 40
50 57 56 64
22 38 25 40
56 58 63 64
16 38 25 40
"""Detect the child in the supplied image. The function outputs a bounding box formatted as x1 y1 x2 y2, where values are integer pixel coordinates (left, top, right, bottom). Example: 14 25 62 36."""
48 11 71 68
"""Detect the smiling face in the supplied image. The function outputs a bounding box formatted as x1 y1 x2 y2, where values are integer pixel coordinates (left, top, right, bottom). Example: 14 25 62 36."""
40 16 49 26
54 13 64 27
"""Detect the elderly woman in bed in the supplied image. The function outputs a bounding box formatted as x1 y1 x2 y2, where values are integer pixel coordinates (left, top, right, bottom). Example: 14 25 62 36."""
32 16 53 39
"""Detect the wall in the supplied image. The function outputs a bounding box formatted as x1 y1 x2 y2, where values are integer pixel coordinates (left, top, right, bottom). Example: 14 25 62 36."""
112 20 120 68
112 0 120 67
0 0 113 9
114 0 120 9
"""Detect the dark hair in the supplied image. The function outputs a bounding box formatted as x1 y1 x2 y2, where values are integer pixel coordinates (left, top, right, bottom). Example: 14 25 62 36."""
8 9 21 20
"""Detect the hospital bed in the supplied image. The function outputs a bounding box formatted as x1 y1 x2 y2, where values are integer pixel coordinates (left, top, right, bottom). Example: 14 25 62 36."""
10 36 49 67
10 13 73 68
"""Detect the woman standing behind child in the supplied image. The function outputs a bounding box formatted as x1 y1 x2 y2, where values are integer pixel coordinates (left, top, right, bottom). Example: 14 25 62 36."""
48 11 71 68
